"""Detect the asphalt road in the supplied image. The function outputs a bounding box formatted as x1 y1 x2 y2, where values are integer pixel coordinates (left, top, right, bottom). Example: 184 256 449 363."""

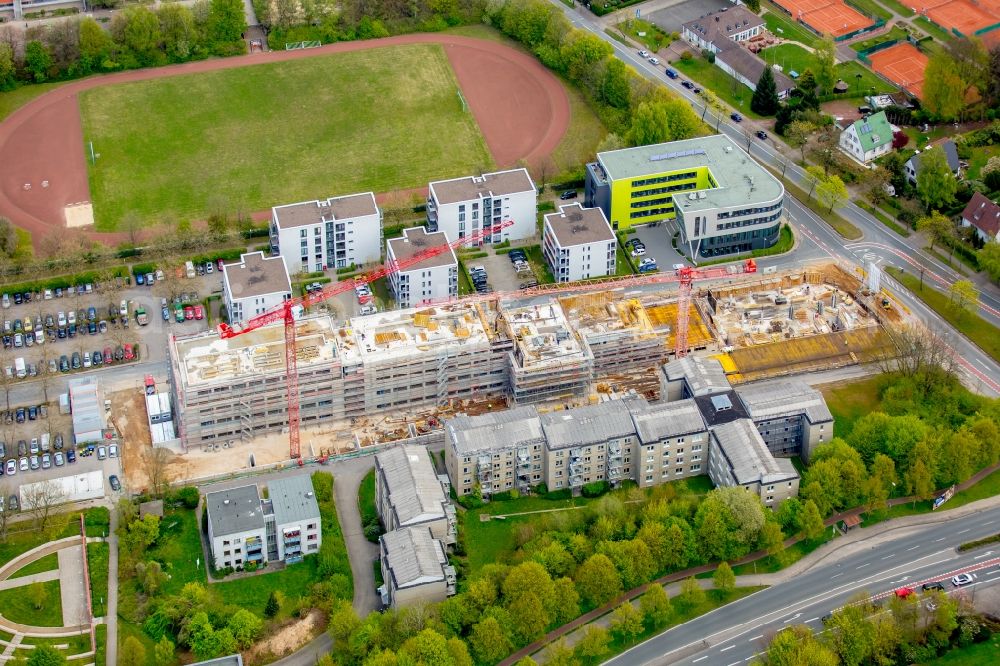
548 0 1000 397
607 503 1000 666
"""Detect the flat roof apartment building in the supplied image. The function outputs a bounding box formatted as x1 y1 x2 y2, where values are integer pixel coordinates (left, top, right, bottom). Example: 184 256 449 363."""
386 227 458 309
270 192 382 275
222 252 292 324
379 526 456 609
585 135 784 259
542 203 617 283
204 478 321 570
427 169 537 245
375 445 456 544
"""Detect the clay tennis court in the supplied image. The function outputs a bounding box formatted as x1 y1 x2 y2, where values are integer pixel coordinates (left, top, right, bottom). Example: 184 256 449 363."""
0 34 570 247
927 0 997 35
773 0 874 37
868 42 928 99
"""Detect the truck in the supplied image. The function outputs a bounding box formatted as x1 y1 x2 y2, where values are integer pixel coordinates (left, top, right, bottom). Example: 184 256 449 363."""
15 357 25 379
185 261 196 279
135 306 149 326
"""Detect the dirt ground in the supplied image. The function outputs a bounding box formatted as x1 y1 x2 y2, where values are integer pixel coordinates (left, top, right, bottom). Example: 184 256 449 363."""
247 609 326 665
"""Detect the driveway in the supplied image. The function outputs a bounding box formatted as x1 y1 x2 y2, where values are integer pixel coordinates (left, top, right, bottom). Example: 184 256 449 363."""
631 222 687 269
330 458 380 616
475 252 528 293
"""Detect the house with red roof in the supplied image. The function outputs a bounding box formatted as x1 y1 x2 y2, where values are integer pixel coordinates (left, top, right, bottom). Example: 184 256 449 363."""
961 192 1000 244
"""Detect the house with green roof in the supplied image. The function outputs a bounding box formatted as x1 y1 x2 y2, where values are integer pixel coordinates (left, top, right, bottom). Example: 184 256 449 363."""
838 111 893 164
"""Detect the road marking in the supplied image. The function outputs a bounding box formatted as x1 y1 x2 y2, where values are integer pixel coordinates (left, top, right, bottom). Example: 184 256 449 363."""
935 537 947 542
985 521 995 526
693 657 707 663
857 563 870 569
987 570 1000 576
749 635 763 642
831 573 843 578
882 554 895 560
727 662 741 666
958 529 971 534
973 552 994 560
720 645 735 652
907 546 919 551
807 617 819 623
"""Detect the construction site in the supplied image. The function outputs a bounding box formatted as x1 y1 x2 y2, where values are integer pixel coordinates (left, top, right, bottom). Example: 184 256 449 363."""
133 262 892 488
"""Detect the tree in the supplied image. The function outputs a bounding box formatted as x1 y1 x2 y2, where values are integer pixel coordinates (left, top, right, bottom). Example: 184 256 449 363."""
800 499 826 540
29 581 49 611
751 67 780 116
574 625 610 663
610 601 643 644
678 577 707 611
814 35 837 93
228 609 263 648
23 481 66 531
24 41 53 82
469 617 512 665
153 636 175 666
26 646 65 666
949 279 979 317
120 636 147 666
628 97 700 146
918 211 955 252
207 0 248 46
552 577 580 624
906 458 934 506
0 43 15 91
785 121 814 162
745 0 761 10
979 241 1000 283
924 51 968 120
865 166 892 206
575 553 622 606
111 6 163 67
713 562 736 594
795 69 819 107
639 584 672 627
0 216 17 258
509 592 549 645
804 165 825 200
916 148 957 210
816 174 848 212
264 590 280 618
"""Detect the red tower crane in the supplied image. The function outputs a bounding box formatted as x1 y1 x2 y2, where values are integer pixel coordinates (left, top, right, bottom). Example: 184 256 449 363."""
674 259 757 358
217 220 514 459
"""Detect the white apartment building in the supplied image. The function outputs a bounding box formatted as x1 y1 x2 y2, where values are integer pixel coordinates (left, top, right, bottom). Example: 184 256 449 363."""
270 192 382 275
386 227 458 308
222 252 292 324
205 477 321 570
427 169 537 245
542 203 616 283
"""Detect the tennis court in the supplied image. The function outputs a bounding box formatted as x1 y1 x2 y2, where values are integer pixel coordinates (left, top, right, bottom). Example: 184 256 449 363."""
773 0 875 37
868 42 927 98
927 0 996 35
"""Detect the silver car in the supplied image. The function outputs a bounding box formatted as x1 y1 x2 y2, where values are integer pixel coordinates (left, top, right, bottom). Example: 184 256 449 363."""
54 452 64 467
97 446 107 460
19 457 28 472
29 455 39 470
41 453 51 469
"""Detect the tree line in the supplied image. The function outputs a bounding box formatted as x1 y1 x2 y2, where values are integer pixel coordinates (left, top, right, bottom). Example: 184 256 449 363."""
0 0 246 89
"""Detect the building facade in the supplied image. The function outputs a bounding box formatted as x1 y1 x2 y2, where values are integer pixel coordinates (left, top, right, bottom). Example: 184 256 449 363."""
379 526 456 609
375 445 456 544
386 227 459 308
542 203 617 282
427 169 537 245
839 111 892 164
267 476 323 563
205 485 269 570
222 252 292 324
961 192 1000 243
585 135 784 259
270 192 382 275
905 140 960 184
708 419 800 506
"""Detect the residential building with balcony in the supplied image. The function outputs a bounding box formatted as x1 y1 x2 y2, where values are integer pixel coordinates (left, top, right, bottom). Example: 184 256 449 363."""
542 203 617 283
379 526 456 609
375 445 456 545
427 169 537 245
385 227 458 308
270 192 382 275
708 419 800 506
266 476 322 564
222 251 292 324
585 135 784 259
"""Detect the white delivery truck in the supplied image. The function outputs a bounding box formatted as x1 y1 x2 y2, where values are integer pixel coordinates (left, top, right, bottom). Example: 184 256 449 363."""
185 261 196 279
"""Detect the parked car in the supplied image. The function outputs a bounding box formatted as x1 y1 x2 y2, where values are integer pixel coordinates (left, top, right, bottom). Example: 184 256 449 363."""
71 352 82 369
92 350 103 366
54 433 63 450
162 307 170 321
359 305 378 315
19 457 28 472
97 446 107 460
756 130 768 140
41 453 51 469
4 459 14 476
109 475 122 492
109 444 119 458
730 112 743 122
184 306 194 320
193 305 204 320
665 67 678 79
559 190 578 200
124 344 135 361
952 574 974 586
922 581 945 592
66 449 76 463
135 273 145 286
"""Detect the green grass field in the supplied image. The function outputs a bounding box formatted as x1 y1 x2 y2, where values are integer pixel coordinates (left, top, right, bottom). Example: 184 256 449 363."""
924 636 1000 664
87 543 109 618
845 0 892 20
850 25 909 52
671 57 762 119
80 43 493 231
9 553 59 579
762 9 819 46
0 579 63 626
759 44 896 95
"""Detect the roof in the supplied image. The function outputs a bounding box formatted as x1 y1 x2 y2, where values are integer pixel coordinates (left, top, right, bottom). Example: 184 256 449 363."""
663 356 732 396
737 379 834 424
381 526 447 588
908 140 960 175
715 44 794 93
375 445 448 526
694 389 749 426
267 475 321 526
223 252 291 300
961 192 1000 237
446 405 544 456
682 6 765 44
68 377 105 441
711 419 799 486
386 227 458 272
205 485 265 537
847 111 892 153
544 203 615 247
627 397 708 442
272 192 379 229
540 400 635 450
595 134 784 212
429 169 535 205
190 656 244 666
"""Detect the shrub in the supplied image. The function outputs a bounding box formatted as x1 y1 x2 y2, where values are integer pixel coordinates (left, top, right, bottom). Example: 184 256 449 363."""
582 481 611 498
175 486 200 509
701 48 715 63
681 50 693 61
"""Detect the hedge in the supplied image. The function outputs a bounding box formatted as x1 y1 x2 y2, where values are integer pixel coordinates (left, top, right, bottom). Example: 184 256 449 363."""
0 267 129 295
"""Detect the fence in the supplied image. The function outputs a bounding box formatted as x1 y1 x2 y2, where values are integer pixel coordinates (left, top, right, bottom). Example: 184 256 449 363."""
285 40 322 50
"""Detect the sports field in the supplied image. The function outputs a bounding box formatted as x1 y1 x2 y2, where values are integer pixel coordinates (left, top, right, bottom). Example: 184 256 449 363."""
79 43 493 230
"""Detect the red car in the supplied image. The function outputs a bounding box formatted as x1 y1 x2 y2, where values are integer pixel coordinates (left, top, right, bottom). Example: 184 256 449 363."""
184 306 195 320
125 344 135 361
104 347 113 364
894 587 915 599
193 305 204 320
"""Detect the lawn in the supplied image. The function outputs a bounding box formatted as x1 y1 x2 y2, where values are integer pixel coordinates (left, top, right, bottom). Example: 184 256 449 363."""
875 0 915 16
850 25 910 52
845 0 892 20
525 244 556 284
886 267 1000 363
10 553 59 579
965 144 1000 181
863 466 1000 526
18 633 92 655
615 18 673 51
0 81 64 121
761 164 863 239
696 224 795 267
856 200 910 237
0 579 63 626
914 16 954 43
117 620 159 666
87 542 109 618
924 636 1000 664
79 43 493 230
820 374 883 438
358 468 378 527
671 57 761 119
762 9 819 46
615 243 635 276
0 508 108 568
760 44 896 95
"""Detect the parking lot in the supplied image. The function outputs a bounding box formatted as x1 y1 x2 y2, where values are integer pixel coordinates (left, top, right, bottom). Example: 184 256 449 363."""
631 222 688 271
469 251 536 294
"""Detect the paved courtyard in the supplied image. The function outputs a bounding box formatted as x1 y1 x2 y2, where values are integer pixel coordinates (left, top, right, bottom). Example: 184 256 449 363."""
646 0 734 35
